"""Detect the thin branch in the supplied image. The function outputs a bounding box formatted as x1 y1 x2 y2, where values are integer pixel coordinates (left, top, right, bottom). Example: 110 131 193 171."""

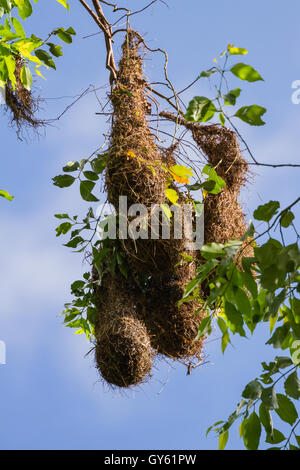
79 0 118 84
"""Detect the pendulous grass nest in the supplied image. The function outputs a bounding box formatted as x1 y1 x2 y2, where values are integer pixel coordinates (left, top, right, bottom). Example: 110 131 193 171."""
144 276 205 359
95 316 152 388
91 30 255 389
4 55 42 136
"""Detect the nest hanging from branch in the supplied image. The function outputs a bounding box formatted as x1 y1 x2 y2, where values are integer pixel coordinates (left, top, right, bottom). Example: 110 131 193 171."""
106 31 167 208
91 29 256 389
4 55 42 135
93 267 153 388
160 112 254 258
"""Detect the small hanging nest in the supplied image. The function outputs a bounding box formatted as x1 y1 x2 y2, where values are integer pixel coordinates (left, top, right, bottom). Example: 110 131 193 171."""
191 125 254 259
4 55 42 136
160 112 254 259
95 315 153 388
93 267 153 388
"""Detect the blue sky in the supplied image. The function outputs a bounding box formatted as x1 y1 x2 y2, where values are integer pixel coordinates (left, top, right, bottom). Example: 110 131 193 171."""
0 0 299 450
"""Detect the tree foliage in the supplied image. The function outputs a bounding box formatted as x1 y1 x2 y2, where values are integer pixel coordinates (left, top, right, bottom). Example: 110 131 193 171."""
1 0 299 450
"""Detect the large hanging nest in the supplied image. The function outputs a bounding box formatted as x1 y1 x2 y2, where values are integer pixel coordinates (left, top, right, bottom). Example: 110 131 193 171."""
91 31 255 389
4 55 42 136
106 31 167 208
106 31 199 280
144 276 205 359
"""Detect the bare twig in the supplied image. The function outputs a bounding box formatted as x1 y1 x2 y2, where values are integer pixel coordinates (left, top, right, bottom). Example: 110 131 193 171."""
79 0 118 84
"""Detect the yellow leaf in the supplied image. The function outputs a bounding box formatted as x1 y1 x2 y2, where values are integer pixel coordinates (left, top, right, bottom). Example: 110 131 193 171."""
35 67 46 79
170 171 190 184
166 188 179 206
161 203 172 219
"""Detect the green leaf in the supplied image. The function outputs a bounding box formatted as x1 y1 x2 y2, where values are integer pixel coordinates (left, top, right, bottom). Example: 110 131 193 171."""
280 211 295 228
198 69 216 78
242 380 262 400
243 412 261 450
266 429 286 445
70 280 85 292
261 386 278 410
14 0 33 20
55 222 72 237
201 242 225 259
224 301 246 336
240 270 258 299
185 96 217 123
221 331 230 353
219 112 225 126
54 213 70 219
290 340 300 365
66 27 76 35
80 180 99 202
20 65 32 91
230 63 263 82
254 201 280 222
219 430 229 450
259 402 273 436
0 189 14 201
11 17 25 37
284 371 300 400
223 88 241 105
91 154 107 174
235 287 251 318
197 315 212 339
35 49 56 69
64 236 84 248
63 161 79 172
274 356 293 369
47 43 63 58
266 324 290 349
4 55 16 88
0 1 12 13
52 174 75 188
83 171 99 181
235 105 266 126
275 394 298 425
55 27 73 44
202 164 226 194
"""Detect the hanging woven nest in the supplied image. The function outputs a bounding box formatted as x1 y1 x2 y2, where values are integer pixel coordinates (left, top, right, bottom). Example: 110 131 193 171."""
4 55 42 135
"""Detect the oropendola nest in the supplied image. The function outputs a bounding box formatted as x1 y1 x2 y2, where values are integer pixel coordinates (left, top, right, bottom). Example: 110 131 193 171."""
91 31 254 388
144 275 205 359
93 268 153 388
4 55 42 136
106 31 167 208
95 316 153 388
